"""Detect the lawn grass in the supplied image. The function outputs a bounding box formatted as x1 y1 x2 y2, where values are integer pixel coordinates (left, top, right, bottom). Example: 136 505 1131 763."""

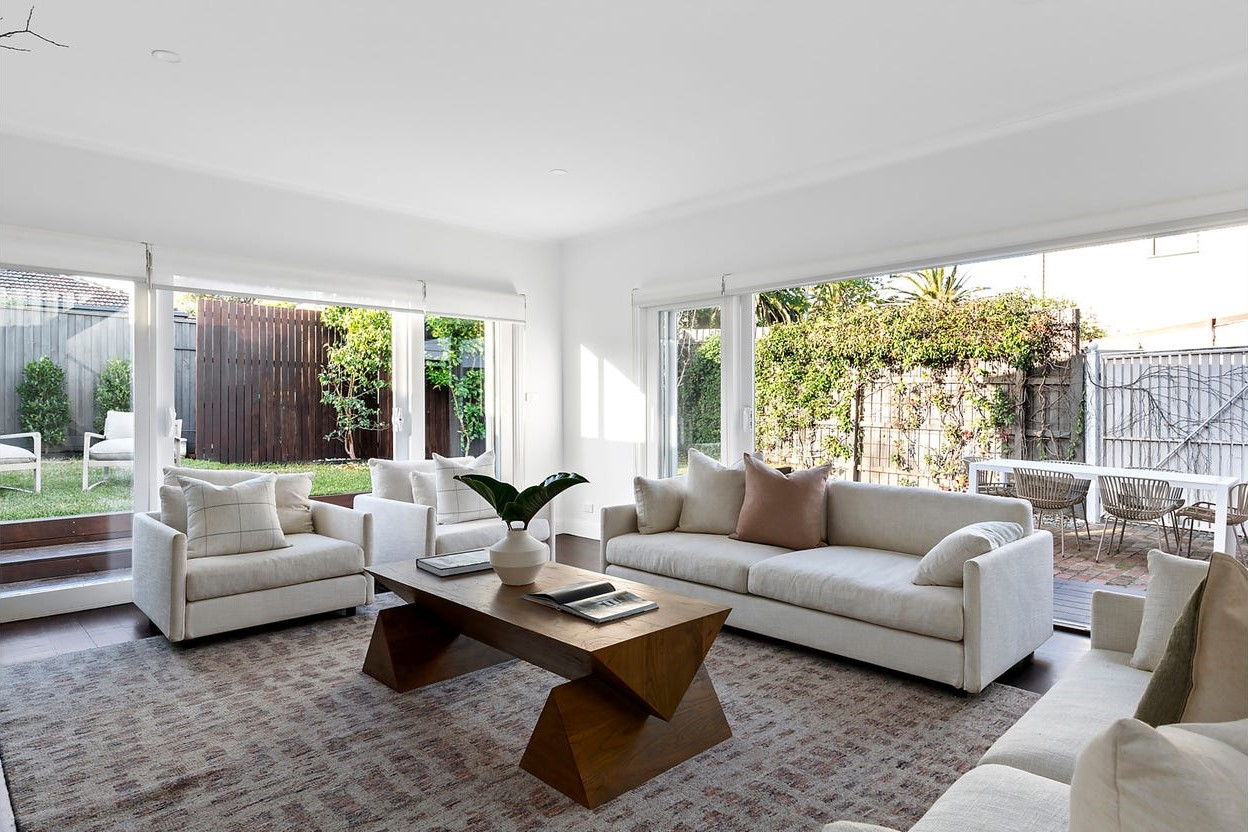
0 458 372 522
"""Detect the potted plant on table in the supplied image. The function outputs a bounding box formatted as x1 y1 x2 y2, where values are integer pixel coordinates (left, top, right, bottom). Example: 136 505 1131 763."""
454 471 589 585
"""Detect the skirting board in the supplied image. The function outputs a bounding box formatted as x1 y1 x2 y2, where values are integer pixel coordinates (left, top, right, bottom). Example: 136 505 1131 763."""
0 576 132 623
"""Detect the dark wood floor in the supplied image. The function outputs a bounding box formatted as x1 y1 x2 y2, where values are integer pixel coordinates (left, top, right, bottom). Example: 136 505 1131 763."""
0 534 1088 694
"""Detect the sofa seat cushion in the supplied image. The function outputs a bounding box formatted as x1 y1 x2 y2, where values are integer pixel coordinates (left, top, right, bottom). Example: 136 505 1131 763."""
0 443 36 462
909 764 1069 832
747 546 965 641
979 647 1152 783
433 518 550 555
88 438 134 461
604 532 790 594
185 533 364 601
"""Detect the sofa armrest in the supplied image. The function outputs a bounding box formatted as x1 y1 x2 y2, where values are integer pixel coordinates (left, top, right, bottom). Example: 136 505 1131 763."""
131 511 188 642
352 494 435 564
962 530 1054 694
312 501 373 561
599 504 639 572
1090 591 1146 653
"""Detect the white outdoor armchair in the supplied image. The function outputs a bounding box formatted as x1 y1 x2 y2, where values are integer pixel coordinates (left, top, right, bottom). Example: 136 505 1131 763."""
83 410 134 490
0 431 42 494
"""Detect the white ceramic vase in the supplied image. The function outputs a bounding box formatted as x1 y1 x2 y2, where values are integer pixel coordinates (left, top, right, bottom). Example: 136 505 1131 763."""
488 527 549 585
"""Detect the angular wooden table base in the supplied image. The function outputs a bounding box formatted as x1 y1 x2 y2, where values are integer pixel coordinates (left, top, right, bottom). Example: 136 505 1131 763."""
362 561 733 808
520 665 731 808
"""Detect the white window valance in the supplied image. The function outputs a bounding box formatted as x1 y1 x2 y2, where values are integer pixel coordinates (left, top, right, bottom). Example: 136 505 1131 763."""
0 225 148 281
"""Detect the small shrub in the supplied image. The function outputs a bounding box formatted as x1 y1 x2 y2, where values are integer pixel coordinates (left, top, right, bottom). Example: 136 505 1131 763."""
93 358 132 433
17 356 72 447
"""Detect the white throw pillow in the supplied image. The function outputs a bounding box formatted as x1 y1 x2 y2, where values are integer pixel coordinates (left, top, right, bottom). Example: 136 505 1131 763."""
160 468 314 535
634 475 686 534
433 451 496 524
677 449 748 535
913 521 1026 587
1069 717 1248 832
1131 549 1210 671
179 474 289 558
409 471 438 509
102 410 134 440
368 458 434 502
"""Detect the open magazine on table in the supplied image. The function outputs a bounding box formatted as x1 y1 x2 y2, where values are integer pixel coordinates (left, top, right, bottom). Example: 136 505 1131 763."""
523 580 658 623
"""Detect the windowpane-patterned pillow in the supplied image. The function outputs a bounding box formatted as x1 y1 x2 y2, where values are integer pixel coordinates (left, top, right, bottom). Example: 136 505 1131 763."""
433 451 497 524
178 474 290 558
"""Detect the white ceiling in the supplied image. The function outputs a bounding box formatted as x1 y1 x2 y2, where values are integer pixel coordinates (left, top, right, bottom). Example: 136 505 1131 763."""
2 1 1246 240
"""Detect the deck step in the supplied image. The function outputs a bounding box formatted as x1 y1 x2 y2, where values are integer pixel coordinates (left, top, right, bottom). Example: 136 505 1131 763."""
0 539 132 586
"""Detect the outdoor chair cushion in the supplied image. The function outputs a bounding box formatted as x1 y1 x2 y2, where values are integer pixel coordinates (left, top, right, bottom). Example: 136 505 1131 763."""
103 410 134 440
605 532 789 594
184 532 364 601
0 443 36 462
747 546 965 641
87 437 134 461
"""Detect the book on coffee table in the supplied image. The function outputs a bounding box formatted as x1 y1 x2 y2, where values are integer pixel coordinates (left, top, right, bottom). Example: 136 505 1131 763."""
523 580 658 623
416 549 493 576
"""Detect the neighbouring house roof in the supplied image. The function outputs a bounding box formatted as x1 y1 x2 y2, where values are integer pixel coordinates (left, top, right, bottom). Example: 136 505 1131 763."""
0 268 130 310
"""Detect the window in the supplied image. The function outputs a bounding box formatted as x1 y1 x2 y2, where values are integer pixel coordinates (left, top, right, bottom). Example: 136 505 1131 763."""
424 316 490 460
658 305 722 475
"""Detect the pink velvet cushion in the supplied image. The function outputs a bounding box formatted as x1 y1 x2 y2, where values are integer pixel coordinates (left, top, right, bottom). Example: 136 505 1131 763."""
731 455 831 550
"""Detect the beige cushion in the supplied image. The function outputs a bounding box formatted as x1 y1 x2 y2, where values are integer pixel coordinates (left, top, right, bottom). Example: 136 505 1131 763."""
907 764 1069 832
87 437 133 461
732 456 830 550
605 531 789 594
410 471 438 508
980 648 1153 783
0 443 36 462
180 475 289 558
633 475 686 534
1136 552 1248 726
184 533 364 601
677 448 747 535
160 468 314 536
102 410 134 440
914 521 1026 587
433 517 507 554
1131 549 1209 671
433 451 496 524
1069 718 1248 832
747 546 965 641
367 457 465 503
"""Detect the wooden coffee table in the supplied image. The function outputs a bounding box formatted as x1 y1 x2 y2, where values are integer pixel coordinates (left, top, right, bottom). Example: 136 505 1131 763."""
363 560 732 808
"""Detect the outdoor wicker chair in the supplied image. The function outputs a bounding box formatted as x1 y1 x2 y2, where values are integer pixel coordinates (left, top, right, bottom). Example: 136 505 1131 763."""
1175 481 1248 558
963 456 1015 497
1096 475 1183 562
1014 467 1083 554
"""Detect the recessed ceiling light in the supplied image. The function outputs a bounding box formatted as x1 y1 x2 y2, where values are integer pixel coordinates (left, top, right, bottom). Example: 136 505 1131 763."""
548 168 569 176
151 49 182 63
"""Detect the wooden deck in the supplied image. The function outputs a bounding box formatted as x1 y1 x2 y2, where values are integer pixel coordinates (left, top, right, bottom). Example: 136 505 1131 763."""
1054 578 1145 631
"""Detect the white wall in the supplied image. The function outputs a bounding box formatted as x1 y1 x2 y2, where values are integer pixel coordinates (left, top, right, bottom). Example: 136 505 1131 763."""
0 132 564 484
560 74 1248 537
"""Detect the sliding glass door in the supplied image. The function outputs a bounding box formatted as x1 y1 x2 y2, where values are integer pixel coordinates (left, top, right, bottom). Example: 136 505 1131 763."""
658 305 723 476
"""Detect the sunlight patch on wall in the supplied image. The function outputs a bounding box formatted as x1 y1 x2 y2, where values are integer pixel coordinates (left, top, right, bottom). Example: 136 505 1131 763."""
602 359 644 443
579 345 599 439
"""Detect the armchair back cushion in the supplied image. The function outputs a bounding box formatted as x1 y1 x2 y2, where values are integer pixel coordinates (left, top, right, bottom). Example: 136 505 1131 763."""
103 410 135 440
368 456 473 503
179 474 289 557
161 467 314 535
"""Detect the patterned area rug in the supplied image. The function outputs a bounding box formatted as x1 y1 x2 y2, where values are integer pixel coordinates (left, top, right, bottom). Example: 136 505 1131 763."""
0 601 1038 832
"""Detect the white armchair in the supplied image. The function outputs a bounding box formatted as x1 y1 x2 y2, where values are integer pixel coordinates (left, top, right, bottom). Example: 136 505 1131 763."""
133 499 374 643
354 457 551 565
0 431 41 494
83 410 134 490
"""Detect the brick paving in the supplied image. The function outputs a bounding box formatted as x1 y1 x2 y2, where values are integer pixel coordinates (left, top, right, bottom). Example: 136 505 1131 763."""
1042 516 1244 591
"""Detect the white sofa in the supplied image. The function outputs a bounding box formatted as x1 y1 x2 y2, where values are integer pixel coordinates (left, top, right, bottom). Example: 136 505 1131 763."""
823 590 1232 832
133 500 374 642
354 457 550 565
600 480 1054 694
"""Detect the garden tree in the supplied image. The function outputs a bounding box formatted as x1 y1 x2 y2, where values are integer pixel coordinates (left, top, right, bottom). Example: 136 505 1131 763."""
755 288 809 326
318 306 392 459
425 316 486 455
93 358 132 433
888 266 979 305
17 356 72 448
808 278 883 315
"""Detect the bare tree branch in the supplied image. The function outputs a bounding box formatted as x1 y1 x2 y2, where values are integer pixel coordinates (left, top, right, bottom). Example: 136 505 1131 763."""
0 6 69 51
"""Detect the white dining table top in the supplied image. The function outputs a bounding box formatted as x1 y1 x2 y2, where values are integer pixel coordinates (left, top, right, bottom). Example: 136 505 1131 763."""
968 458 1240 489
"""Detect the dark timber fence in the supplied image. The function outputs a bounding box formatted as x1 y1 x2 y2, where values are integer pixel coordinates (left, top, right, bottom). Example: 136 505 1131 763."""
195 299 393 463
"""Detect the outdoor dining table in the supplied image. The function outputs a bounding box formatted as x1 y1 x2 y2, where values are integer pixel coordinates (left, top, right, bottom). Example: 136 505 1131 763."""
968 459 1242 555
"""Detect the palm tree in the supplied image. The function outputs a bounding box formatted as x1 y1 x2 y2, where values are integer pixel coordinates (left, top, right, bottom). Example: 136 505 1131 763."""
808 278 882 314
889 266 978 304
755 288 809 325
